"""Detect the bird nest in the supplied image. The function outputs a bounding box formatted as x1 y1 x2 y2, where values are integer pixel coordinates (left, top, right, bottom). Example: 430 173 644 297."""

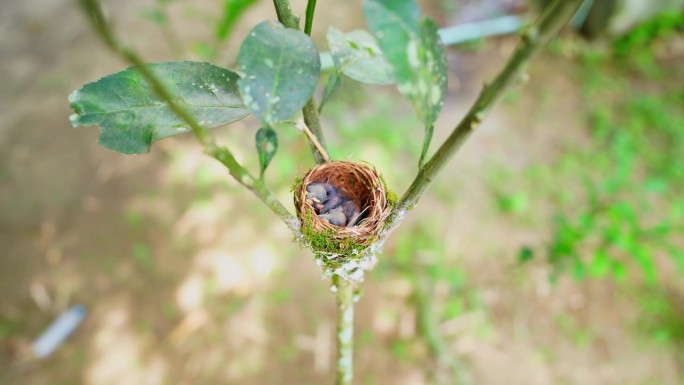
294 161 393 258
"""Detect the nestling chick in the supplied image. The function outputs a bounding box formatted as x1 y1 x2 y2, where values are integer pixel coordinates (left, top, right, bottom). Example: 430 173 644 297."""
306 183 328 203
307 182 333 214
321 190 344 213
312 202 324 214
341 200 361 227
319 207 347 226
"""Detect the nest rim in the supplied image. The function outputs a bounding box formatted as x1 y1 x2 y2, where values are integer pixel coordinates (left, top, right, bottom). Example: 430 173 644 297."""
294 161 391 254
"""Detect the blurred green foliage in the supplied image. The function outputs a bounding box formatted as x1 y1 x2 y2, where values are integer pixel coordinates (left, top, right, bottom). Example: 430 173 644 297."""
389 338 414 362
326 94 422 156
132 242 155 270
141 0 184 56
499 22 684 284
555 313 593 348
549 55 683 282
611 10 684 78
637 288 684 358
215 0 257 42
384 221 484 331
141 0 257 61
612 10 684 57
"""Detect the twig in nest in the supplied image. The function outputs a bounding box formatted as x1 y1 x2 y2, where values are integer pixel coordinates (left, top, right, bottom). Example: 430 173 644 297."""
297 120 330 162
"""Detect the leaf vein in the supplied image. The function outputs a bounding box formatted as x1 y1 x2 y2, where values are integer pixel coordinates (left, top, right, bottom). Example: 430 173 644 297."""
267 42 287 121
110 87 131 109
80 105 247 116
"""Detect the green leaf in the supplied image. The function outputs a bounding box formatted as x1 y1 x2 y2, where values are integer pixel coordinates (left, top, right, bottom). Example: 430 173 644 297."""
363 1 447 164
326 27 393 85
363 1 415 91
319 72 342 114
572 257 586 280
588 249 611 278
632 246 658 283
141 8 166 25
644 177 668 193
237 20 321 125
192 43 217 60
371 0 419 31
667 245 684 271
610 260 627 281
518 246 534 264
411 18 448 128
255 126 278 178
216 0 257 41
69 61 248 154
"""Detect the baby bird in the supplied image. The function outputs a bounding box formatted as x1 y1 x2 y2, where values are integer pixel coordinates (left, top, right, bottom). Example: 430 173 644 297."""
321 194 344 214
320 184 349 214
306 183 332 214
306 183 328 203
341 200 361 227
306 182 361 227
319 207 347 226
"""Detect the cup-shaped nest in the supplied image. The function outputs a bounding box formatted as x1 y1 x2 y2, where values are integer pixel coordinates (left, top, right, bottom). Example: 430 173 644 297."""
294 161 392 255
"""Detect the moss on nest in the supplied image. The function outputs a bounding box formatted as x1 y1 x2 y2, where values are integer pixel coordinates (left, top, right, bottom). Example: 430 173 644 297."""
379 173 398 209
300 209 369 259
294 161 391 268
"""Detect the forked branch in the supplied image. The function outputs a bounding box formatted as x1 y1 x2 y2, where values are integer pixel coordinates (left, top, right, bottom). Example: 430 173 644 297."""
78 0 304 240
272 0 329 164
383 0 585 235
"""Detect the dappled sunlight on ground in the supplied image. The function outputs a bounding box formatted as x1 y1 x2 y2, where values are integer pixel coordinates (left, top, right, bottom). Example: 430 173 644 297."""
171 245 277 342
86 303 168 385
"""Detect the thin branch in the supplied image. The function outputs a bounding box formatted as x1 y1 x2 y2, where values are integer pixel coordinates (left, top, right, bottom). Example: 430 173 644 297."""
268 11 345 385
304 0 317 36
208 147 304 241
78 0 304 240
272 0 300 29
334 276 354 385
382 0 585 236
297 120 330 162
272 0 329 164
302 99 329 164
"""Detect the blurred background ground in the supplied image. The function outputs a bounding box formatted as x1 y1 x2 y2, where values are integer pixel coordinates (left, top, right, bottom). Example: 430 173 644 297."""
1 0 683 384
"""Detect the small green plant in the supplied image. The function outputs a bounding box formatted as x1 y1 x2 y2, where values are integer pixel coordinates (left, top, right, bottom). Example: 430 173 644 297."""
612 10 684 57
386 221 476 384
69 0 584 382
548 63 684 283
637 288 684 358
504 35 684 284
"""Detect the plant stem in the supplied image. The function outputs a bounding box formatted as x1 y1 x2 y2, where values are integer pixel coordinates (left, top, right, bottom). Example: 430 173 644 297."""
78 0 304 240
209 147 305 241
272 4 351 383
272 0 300 29
304 0 317 36
302 99 329 163
272 0 329 164
383 0 585 234
334 276 354 385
